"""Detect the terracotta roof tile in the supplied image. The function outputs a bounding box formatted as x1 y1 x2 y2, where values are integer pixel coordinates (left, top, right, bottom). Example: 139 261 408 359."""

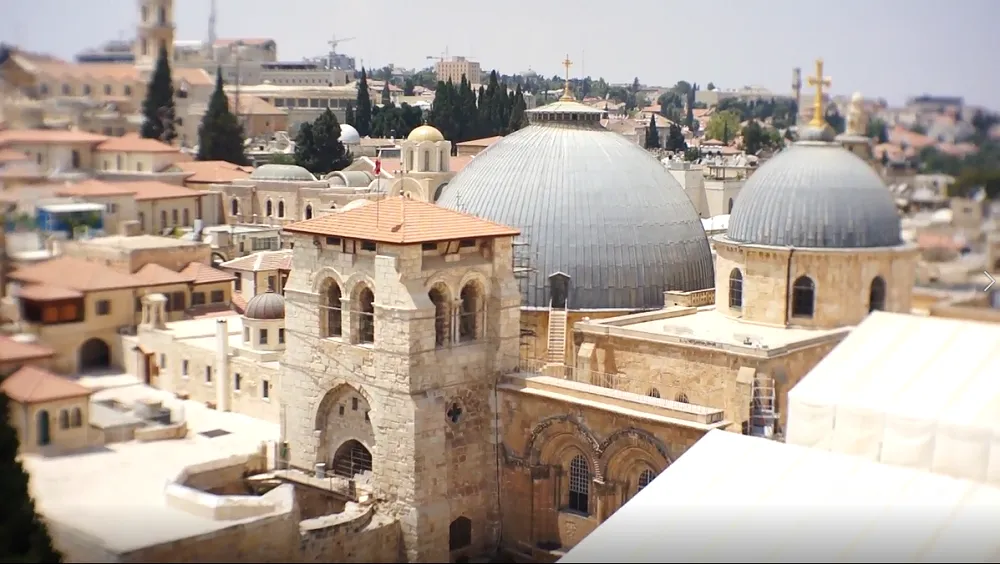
10 256 142 291
95 133 179 153
28 61 213 87
181 262 235 284
0 129 109 146
0 336 55 364
111 180 202 201
231 291 248 314
56 179 138 198
0 148 29 163
133 263 196 286
16 284 84 301
283 197 520 244
170 160 254 184
220 250 292 272
0 162 46 179
1 366 91 404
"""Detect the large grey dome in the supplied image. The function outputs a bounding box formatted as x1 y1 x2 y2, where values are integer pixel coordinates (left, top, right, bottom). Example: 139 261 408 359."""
435 100 714 310
250 163 317 182
726 139 902 248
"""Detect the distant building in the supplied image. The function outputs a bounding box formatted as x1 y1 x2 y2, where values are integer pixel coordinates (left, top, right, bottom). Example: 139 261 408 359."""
434 56 482 85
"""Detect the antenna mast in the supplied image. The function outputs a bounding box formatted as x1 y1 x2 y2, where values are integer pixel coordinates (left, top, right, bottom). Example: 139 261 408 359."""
207 0 218 58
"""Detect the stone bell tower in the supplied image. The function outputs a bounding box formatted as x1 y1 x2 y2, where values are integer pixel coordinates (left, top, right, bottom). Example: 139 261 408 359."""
280 197 521 561
134 0 176 71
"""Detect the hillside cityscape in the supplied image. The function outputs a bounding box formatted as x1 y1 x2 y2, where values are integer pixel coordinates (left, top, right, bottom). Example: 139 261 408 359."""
1 1 999 563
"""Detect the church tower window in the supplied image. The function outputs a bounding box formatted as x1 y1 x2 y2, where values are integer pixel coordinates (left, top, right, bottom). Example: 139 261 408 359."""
459 282 482 342
869 276 886 312
728 268 743 310
792 275 816 318
266 199 273 217
428 286 450 347
231 198 239 216
423 150 431 172
355 286 376 344
637 468 655 493
567 454 591 514
322 280 342 337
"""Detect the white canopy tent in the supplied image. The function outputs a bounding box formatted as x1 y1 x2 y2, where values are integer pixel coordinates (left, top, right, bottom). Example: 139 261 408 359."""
786 311 1000 485
559 430 1000 563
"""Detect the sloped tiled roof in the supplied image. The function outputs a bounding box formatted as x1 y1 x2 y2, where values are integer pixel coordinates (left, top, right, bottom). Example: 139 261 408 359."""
56 179 138 198
133 263 196 286
9 256 142 291
1 366 91 404
283 197 520 244
16 285 84 301
111 180 202 201
0 129 109 146
0 336 55 364
181 262 235 284
170 160 253 184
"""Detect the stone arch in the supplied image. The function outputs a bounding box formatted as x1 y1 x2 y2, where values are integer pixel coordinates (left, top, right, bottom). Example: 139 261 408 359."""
319 277 344 338
599 427 672 484
433 182 449 202
277 199 286 218
343 272 377 298
791 275 816 318
449 516 473 551
230 197 239 217
265 199 273 217
869 275 886 312
79 338 111 371
310 266 346 294
458 278 485 342
428 282 452 347
458 270 491 295
526 414 602 479
314 383 377 467
349 280 376 344
210 251 227 267
331 439 373 478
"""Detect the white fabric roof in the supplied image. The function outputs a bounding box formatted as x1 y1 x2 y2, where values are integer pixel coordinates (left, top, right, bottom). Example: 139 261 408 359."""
787 312 1000 485
559 430 1000 563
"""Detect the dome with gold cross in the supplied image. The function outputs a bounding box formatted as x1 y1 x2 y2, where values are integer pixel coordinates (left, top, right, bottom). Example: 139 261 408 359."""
726 59 902 249
435 56 713 310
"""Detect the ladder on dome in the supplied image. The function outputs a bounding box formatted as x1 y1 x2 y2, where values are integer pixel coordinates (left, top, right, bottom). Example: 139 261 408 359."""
546 302 569 366
749 376 777 439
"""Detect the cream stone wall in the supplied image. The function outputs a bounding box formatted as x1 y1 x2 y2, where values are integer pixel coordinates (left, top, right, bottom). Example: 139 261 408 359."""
96 150 183 174
714 237 919 328
190 282 232 310
3 141 99 171
139 283 189 322
282 233 521 562
7 397 91 454
92 194 139 235
137 197 201 234
520 309 631 365
65 238 211 274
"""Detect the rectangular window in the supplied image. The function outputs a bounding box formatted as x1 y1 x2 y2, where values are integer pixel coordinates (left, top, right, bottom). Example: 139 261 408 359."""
205 366 212 383
267 276 276 292
421 242 437 251
278 328 285 344
234 373 241 391
243 327 250 341
234 276 242 292
325 236 341 246
96 300 111 315
190 292 206 306
135 297 143 312
259 329 268 344
262 380 270 399
360 240 377 252
210 290 225 303
352 397 358 411
170 292 185 312
459 238 477 248
182 360 189 376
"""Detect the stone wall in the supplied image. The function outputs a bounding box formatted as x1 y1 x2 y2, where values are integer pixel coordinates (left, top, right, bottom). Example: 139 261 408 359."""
520 309 629 365
299 508 402 563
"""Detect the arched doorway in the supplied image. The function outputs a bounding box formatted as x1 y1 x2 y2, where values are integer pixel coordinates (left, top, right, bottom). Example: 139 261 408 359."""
332 440 373 478
449 516 472 551
79 338 111 371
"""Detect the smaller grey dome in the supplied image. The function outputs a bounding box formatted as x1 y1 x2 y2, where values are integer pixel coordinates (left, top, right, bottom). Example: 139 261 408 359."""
250 164 317 182
339 124 361 145
244 292 285 320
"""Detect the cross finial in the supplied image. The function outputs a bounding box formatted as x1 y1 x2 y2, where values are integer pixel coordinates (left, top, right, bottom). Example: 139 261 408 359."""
806 58 832 128
560 55 574 101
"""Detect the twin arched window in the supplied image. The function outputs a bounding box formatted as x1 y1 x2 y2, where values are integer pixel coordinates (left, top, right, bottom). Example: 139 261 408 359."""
427 282 484 348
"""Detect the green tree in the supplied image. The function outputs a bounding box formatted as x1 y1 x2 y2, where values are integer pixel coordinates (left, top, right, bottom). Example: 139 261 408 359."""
354 68 373 137
140 47 177 143
706 110 741 143
0 391 63 563
403 78 416 96
824 109 846 134
380 81 391 106
644 114 660 149
683 147 701 162
742 120 765 154
344 102 355 127
706 82 716 91
508 84 528 132
294 109 351 175
664 123 687 153
197 68 248 165
867 118 889 143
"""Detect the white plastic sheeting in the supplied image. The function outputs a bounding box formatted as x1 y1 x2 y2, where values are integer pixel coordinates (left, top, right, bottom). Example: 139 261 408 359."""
786 311 1000 485
559 431 1000 563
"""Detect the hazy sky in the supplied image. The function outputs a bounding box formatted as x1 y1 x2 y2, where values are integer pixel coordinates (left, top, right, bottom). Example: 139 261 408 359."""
3 0 997 107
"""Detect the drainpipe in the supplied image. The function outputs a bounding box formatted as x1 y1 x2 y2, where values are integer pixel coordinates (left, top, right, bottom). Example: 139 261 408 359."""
215 318 231 411
784 248 796 327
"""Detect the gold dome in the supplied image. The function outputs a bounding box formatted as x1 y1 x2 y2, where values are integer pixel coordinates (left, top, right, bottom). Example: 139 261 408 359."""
407 125 445 143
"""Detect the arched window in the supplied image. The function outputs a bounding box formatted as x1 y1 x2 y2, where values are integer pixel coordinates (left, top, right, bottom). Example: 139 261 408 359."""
449 517 472 551
332 440 372 478
158 6 167 24
277 200 285 218
728 268 743 310
568 454 591 514
71 407 83 428
428 286 450 347
265 199 273 217
459 283 481 342
305 204 313 220
59 410 70 430
647 388 660 399
869 276 886 312
637 469 655 493
675 392 689 403
356 286 375 344
423 150 431 171
323 280 342 337
36 410 51 446
231 198 239 217
791 275 815 318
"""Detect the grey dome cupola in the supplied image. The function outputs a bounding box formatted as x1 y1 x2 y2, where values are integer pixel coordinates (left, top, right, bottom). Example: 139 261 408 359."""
244 291 286 320
725 134 902 249
250 163 317 182
435 98 714 310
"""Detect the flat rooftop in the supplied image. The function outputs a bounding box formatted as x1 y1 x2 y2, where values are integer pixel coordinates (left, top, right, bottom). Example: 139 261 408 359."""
585 307 849 353
81 234 207 250
202 224 280 235
164 314 244 341
23 383 279 554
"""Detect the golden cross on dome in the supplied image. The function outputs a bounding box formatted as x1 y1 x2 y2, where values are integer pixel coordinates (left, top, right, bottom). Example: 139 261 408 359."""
806 58 832 128
560 55 574 101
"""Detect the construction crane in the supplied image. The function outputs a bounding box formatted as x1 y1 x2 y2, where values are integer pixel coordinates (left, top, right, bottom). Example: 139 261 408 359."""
425 47 450 63
327 35 356 56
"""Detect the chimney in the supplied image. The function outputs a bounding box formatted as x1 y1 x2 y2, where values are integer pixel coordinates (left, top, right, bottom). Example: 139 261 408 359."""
215 318 232 412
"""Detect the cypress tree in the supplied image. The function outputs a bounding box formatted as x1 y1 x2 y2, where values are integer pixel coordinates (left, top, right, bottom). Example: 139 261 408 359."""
645 113 661 149
197 68 248 165
140 47 177 143
294 109 351 175
456 75 478 141
345 102 356 127
355 68 373 137
0 392 63 563
380 81 391 107
508 84 528 132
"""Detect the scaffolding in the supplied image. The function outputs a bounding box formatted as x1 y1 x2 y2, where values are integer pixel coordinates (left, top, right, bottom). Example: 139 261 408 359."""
512 224 537 299
749 376 777 439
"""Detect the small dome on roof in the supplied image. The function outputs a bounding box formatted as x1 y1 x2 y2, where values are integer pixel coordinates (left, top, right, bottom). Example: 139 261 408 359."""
340 124 361 145
250 163 317 182
244 291 285 320
407 125 444 143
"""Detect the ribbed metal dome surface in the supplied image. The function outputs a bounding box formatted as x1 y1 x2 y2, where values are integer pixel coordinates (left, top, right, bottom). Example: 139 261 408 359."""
250 164 317 182
436 101 714 310
727 140 902 248
244 291 286 320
